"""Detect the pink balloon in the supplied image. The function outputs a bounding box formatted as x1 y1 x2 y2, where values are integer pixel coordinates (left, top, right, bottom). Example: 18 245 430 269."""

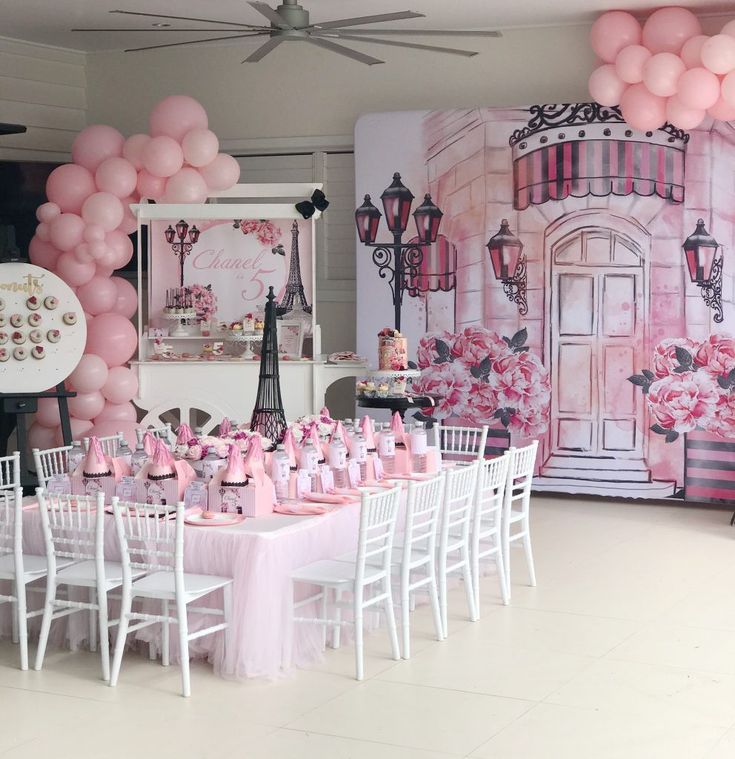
665 95 705 129
111 276 138 318
681 35 709 68
71 124 125 172
96 263 115 279
642 52 686 97
49 213 85 252
35 397 62 428
136 170 167 200
36 223 50 242
101 366 139 404
55 418 94 448
122 133 150 170
81 192 124 231
678 67 721 109
723 20 735 38
105 230 134 270
77 275 118 316
588 64 627 106
615 45 651 84
95 401 138 424
86 312 137 367
182 128 219 167
46 164 96 214
199 153 240 191
162 167 209 203
149 95 208 142
87 420 140 448
701 34 735 75
28 236 61 270
74 242 95 263
68 353 109 393
642 7 703 55
89 241 107 261
29 422 61 452
708 95 735 120
620 83 667 131
118 196 138 235
68 391 106 421
142 136 184 178
95 157 138 198
84 225 105 243
36 202 61 224
56 251 96 286
590 11 641 63
721 69 735 107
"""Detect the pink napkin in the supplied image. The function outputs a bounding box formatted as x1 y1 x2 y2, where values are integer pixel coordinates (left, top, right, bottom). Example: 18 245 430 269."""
332 420 347 444
274 501 330 515
385 473 433 481
219 417 232 438
391 412 412 455
361 415 376 450
282 428 298 469
221 443 247 484
82 437 111 476
176 423 193 446
304 492 358 505
143 431 157 456
244 435 266 485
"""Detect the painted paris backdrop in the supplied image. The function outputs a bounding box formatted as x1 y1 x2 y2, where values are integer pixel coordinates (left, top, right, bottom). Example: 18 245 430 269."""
355 104 735 504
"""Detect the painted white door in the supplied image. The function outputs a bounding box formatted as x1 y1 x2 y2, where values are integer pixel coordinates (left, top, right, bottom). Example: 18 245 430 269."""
550 229 645 459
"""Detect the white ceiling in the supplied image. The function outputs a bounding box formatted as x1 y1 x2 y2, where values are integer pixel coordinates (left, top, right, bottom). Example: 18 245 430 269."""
1 0 732 52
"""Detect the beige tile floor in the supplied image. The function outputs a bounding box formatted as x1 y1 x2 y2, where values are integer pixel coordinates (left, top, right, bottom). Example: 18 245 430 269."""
2 494 735 758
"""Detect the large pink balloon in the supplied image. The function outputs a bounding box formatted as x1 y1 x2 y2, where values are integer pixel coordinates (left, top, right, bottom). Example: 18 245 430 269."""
95 401 138 424
81 192 124 231
46 164 96 214
163 167 209 203
35 397 62 428
701 34 735 75
118 196 138 235
199 153 240 191
615 45 651 84
36 202 61 224
54 418 94 448
101 366 139 404
28 236 61 270
77 275 118 316
105 230 134 270
142 136 184 178
721 69 735 107
68 390 106 421
74 242 95 264
620 83 667 131
642 52 685 97
49 213 85 252
86 312 137 367
35 223 50 241
681 35 708 69
149 95 208 142
56 251 96 286
678 67 721 109
122 133 150 170
87 420 140 448
68 353 109 393
182 128 219 167
642 7 702 55
708 96 735 120
95 157 138 198
588 64 627 106
665 96 705 129
136 170 167 200
29 422 61 452
111 276 138 318
71 125 125 172
84 225 105 244
590 11 641 63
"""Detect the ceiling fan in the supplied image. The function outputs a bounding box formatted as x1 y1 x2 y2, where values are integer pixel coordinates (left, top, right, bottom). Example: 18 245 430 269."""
73 1 501 65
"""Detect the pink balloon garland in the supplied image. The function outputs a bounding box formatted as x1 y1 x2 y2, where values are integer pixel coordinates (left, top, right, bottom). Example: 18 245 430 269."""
29 95 241 445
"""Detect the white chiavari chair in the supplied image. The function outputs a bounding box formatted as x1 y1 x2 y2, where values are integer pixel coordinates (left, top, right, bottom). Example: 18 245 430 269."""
437 461 481 637
109 500 233 697
432 422 489 462
291 486 402 680
0 451 20 490
146 424 174 447
502 441 539 600
83 434 123 458
471 453 511 611
33 445 72 489
34 489 133 680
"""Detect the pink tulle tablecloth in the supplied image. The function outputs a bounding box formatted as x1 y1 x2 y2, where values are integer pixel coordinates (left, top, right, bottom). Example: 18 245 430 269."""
0 501 366 680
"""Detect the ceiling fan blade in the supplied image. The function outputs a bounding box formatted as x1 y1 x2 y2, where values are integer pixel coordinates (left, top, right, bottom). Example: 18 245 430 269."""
314 32 478 57
248 1 292 29
124 33 267 53
326 29 501 37
306 11 424 31
242 36 286 62
74 28 261 32
305 37 383 65
110 9 269 29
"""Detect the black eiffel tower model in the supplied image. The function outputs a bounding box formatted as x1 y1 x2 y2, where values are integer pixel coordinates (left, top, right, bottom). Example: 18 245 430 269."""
250 286 287 443
277 220 312 316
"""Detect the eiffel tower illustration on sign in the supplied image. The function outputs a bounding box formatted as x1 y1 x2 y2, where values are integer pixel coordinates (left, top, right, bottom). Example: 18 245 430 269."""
277 220 312 317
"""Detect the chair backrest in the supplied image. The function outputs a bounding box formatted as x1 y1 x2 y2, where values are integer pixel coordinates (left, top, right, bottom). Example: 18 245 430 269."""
439 462 481 549
476 453 511 525
37 489 105 574
402 474 445 559
504 441 539 517
0 452 21 490
33 445 73 488
146 424 174 446
433 423 489 462
354 486 401 585
84 434 123 457
0 487 23 571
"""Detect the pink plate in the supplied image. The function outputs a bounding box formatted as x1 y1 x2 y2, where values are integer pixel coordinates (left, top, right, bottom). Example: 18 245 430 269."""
185 511 244 527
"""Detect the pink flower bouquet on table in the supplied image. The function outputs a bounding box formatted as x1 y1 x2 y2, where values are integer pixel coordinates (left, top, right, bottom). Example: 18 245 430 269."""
236 219 282 247
188 283 217 323
629 333 735 442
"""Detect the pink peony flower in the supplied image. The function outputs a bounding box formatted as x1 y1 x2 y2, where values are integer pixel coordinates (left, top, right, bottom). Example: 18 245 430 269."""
509 400 551 438
493 351 551 410
701 392 735 438
239 220 260 235
651 337 699 378
471 375 501 420
453 326 507 366
417 331 456 369
647 371 720 433
413 363 471 419
695 334 735 378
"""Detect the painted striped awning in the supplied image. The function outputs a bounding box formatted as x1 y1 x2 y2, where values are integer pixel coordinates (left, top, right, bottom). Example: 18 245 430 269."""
406 234 457 297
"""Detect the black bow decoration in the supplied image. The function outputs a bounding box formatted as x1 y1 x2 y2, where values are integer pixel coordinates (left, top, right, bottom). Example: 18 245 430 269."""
295 189 329 219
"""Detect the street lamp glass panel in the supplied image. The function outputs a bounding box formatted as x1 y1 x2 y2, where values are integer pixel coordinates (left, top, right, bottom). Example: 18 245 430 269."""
175 219 189 239
164 225 175 244
354 194 382 244
380 173 414 234
683 219 718 283
413 194 443 244
486 219 523 281
189 225 200 244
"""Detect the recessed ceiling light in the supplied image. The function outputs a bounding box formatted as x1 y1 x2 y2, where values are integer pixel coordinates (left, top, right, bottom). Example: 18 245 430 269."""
152 22 170 27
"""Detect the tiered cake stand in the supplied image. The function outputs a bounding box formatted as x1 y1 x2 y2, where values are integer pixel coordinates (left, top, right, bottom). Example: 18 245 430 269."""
161 311 198 337
227 331 262 360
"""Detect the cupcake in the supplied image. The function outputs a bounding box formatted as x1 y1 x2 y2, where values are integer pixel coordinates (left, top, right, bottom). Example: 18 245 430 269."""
364 381 376 397
0 332 7 345
356 380 368 396
26 295 40 311
43 296 58 310
254 319 264 332
377 382 390 398
13 347 27 361
62 312 77 325
82 437 112 478
47 329 61 343
31 345 45 360
11 331 25 345
10 314 23 328
29 329 43 344
0 348 8 362
28 312 42 327
230 322 243 332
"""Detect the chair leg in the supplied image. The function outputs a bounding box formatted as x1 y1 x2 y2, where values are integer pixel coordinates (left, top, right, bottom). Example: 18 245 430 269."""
162 599 170 667
438 553 448 639
109 590 131 687
11 599 18 644
502 522 512 601
382 580 400 662
34 578 56 671
319 590 328 652
523 523 537 587
427 571 443 641
331 589 342 649
222 584 232 660
15 579 28 671
471 535 481 619
96 586 110 682
461 547 478 622
177 596 191 698
496 544 510 605
354 604 364 681
400 579 410 659
88 587 98 653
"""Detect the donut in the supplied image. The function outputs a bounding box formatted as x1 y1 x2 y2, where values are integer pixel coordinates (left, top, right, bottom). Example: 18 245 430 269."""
0 332 7 345
0 349 8 362
46 329 61 343
43 296 59 310
26 295 40 311
10 314 23 328
28 312 42 327
62 312 77 325
31 345 45 360
11 331 25 345
13 347 27 361
29 329 43 344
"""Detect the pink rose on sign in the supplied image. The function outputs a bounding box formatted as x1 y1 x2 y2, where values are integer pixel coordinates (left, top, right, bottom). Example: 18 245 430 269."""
413 363 471 420
417 331 456 369
651 337 699 378
453 326 507 366
647 371 720 436
493 351 551 410
705 392 735 437
695 334 735 378
509 399 550 438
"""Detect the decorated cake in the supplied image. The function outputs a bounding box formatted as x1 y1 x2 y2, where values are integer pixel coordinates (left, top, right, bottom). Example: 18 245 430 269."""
378 327 408 371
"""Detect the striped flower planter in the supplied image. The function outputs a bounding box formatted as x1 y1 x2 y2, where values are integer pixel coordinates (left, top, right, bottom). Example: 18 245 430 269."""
684 429 735 505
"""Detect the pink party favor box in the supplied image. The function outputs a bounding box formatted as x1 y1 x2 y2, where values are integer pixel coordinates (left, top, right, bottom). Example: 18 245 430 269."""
135 459 197 505
207 468 276 517
71 456 130 500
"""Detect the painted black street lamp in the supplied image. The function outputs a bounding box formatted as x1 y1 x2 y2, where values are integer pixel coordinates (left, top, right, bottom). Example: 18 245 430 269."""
164 219 200 287
486 218 528 316
355 173 443 330
683 218 723 323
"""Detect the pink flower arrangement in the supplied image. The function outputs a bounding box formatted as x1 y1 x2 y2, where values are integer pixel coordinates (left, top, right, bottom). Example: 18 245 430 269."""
414 326 551 437
237 219 282 247
188 283 217 322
